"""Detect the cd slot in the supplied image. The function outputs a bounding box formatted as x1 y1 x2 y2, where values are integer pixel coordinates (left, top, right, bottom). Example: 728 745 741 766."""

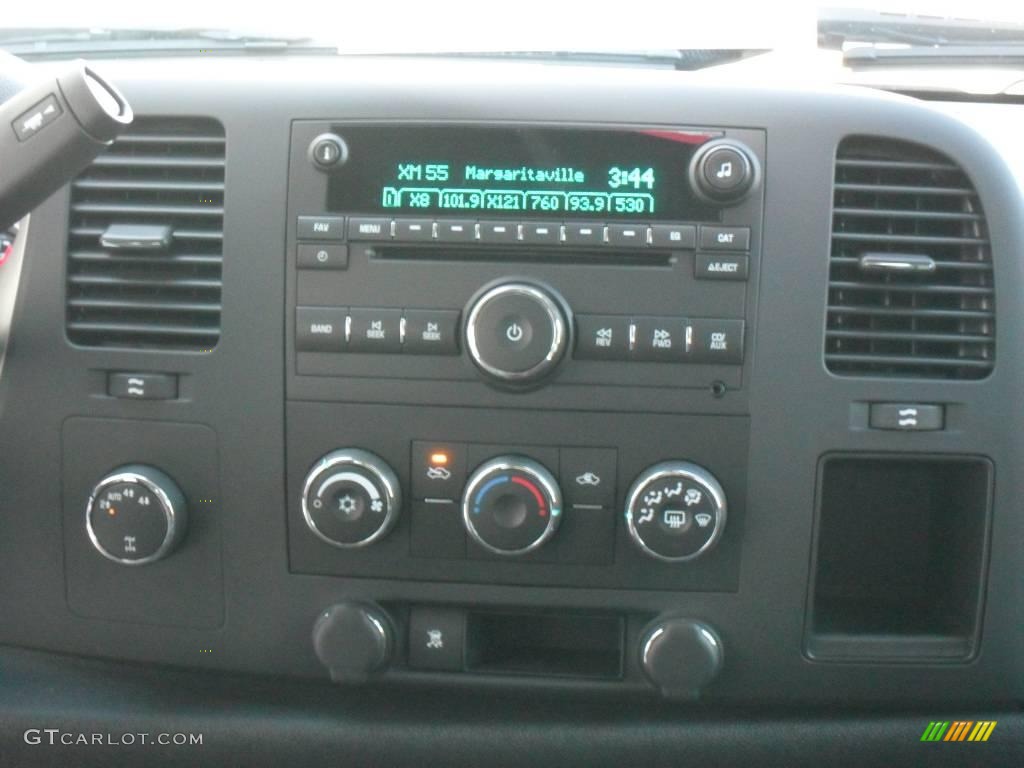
369 245 674 267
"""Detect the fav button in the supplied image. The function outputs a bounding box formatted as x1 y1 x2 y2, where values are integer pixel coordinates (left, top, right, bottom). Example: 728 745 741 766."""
297 215 346 241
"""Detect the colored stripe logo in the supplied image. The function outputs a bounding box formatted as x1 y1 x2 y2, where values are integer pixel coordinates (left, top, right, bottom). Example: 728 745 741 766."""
921 721 996 742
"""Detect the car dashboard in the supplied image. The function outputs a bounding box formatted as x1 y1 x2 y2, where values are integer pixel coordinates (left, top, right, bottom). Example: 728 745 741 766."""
0 54 1022 766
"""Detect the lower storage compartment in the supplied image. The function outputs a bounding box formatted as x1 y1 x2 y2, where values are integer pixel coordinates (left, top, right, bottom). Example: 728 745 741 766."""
805 454 992 661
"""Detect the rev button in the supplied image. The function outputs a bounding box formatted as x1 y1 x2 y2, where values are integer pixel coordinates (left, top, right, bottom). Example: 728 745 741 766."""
575 315 630 361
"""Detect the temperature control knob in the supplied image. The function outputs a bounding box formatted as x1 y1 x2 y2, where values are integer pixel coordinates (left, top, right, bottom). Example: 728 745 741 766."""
461 456 562 556
301 449 401 548
86 464 187 566
464 282 570 386
625 462 726 562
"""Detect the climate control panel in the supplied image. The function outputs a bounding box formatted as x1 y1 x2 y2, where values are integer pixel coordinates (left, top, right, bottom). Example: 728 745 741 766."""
287 403 747 593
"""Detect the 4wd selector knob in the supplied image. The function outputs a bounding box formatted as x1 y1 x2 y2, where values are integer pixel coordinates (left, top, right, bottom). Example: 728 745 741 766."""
625 462 726 562
86 464 187 566
464 282 569 386
301 449 400 548
462 456 562 555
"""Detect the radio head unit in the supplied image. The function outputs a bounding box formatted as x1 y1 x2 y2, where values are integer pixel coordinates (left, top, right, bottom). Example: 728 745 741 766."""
286 120 764 408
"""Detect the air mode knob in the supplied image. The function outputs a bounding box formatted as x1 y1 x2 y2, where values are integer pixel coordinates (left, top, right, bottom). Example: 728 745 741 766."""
462 456 563 556
301 449 401 548
464 281 570 386
625 461 727 562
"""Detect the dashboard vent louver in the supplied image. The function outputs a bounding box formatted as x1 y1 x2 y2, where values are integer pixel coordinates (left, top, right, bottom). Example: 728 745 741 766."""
825 136 994 379
65 117 225 350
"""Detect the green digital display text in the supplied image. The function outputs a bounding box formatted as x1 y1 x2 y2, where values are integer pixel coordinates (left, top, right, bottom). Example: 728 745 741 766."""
383 162 657 215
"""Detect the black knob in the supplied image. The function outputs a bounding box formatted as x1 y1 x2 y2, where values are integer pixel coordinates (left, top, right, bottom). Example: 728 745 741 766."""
301 449 401 548
625 461 727 562
464 281 570 387
312 602 394 683
690 139 758 205
308 132 348 170
640 616 723 700
462 456 563 556
86 465 187 566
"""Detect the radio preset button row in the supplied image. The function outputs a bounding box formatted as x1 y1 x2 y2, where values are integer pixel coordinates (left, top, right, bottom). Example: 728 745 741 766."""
330 214 752 252
575 315 744 365
296 307 460 355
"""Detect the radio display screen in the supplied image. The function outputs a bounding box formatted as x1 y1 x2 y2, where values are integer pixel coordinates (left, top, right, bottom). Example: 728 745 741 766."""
326 125 721 221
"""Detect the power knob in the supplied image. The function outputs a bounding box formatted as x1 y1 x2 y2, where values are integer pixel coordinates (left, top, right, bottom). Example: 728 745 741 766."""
464 281 570 387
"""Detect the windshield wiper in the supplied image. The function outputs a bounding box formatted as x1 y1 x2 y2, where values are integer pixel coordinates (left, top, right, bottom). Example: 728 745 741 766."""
819 8 1024 68
0 28 338 59
393 49 768 71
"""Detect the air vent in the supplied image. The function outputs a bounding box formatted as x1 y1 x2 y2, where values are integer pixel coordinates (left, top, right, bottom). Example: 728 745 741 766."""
66 117 225 350
825 136 994 379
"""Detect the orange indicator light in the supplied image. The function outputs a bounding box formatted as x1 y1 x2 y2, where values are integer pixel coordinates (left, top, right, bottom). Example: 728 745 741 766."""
108 508 117 516
430 452 449 466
